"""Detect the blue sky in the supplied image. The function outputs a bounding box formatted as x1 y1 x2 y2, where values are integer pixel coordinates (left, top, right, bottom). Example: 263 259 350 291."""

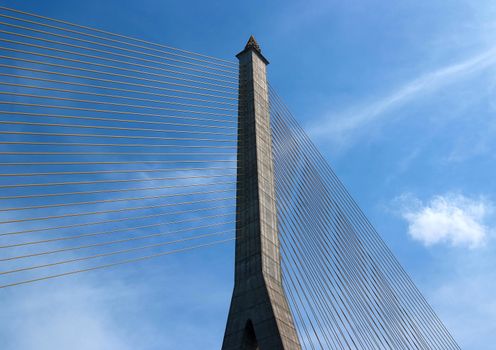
0 0 495 349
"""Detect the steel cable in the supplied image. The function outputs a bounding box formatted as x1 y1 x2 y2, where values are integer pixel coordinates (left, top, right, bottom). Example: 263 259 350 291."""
0 196 235 225
0 6 237 67
0 21 237 74
0 238 234 289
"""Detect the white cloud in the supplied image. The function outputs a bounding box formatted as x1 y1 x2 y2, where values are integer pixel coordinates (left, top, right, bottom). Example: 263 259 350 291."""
310 47 496 148
397 193 493 248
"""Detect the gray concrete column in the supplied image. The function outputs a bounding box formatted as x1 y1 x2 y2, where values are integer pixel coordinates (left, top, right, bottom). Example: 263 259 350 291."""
221 36 302 350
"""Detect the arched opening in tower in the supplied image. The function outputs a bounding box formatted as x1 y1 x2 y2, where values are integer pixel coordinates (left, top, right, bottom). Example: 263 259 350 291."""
242 320 259 350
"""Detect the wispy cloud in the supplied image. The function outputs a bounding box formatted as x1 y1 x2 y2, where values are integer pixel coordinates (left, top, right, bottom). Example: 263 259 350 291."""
311 47 496 147
0 280 137 350
395 193 494 248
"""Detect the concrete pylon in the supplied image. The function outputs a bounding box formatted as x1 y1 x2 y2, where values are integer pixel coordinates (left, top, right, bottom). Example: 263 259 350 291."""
221 36 302 350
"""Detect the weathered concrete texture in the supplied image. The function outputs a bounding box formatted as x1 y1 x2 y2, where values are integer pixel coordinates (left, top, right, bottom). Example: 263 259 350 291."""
222 38 301 350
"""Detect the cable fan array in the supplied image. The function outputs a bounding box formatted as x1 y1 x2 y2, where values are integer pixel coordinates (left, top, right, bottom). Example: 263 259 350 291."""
0 6 461 350
270 86 460 350
0 6 238 289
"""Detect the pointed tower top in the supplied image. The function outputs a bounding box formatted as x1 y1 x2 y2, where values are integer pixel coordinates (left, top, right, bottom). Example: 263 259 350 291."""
245 35 261 52
236 35 269 65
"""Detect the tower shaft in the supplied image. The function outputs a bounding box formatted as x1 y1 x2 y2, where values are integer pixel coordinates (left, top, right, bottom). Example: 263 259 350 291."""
221 37 301 350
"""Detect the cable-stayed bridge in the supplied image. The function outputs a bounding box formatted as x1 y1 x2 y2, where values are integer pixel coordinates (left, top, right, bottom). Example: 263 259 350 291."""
0 6 460 349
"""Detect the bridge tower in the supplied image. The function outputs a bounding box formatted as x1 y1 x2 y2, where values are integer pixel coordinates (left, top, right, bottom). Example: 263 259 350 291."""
221 37 302 350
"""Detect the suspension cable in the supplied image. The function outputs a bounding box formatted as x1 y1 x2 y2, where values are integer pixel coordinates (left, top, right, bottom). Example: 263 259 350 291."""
0 204 235 237
0 188 234 212
0 196 235 225
0 120 236 136
0 180 235 200
0 166 238 177
0 62 238 101
0 41 236 85
0 80 237 112
0 21 237 74
0 173 236 189
0 238 234 289
0 90 236 117
0 72 238 107
0 6 237 66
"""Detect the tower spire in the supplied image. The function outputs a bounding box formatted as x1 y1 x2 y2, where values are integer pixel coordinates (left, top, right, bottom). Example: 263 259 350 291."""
237 35 269 65
245 35 261 52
